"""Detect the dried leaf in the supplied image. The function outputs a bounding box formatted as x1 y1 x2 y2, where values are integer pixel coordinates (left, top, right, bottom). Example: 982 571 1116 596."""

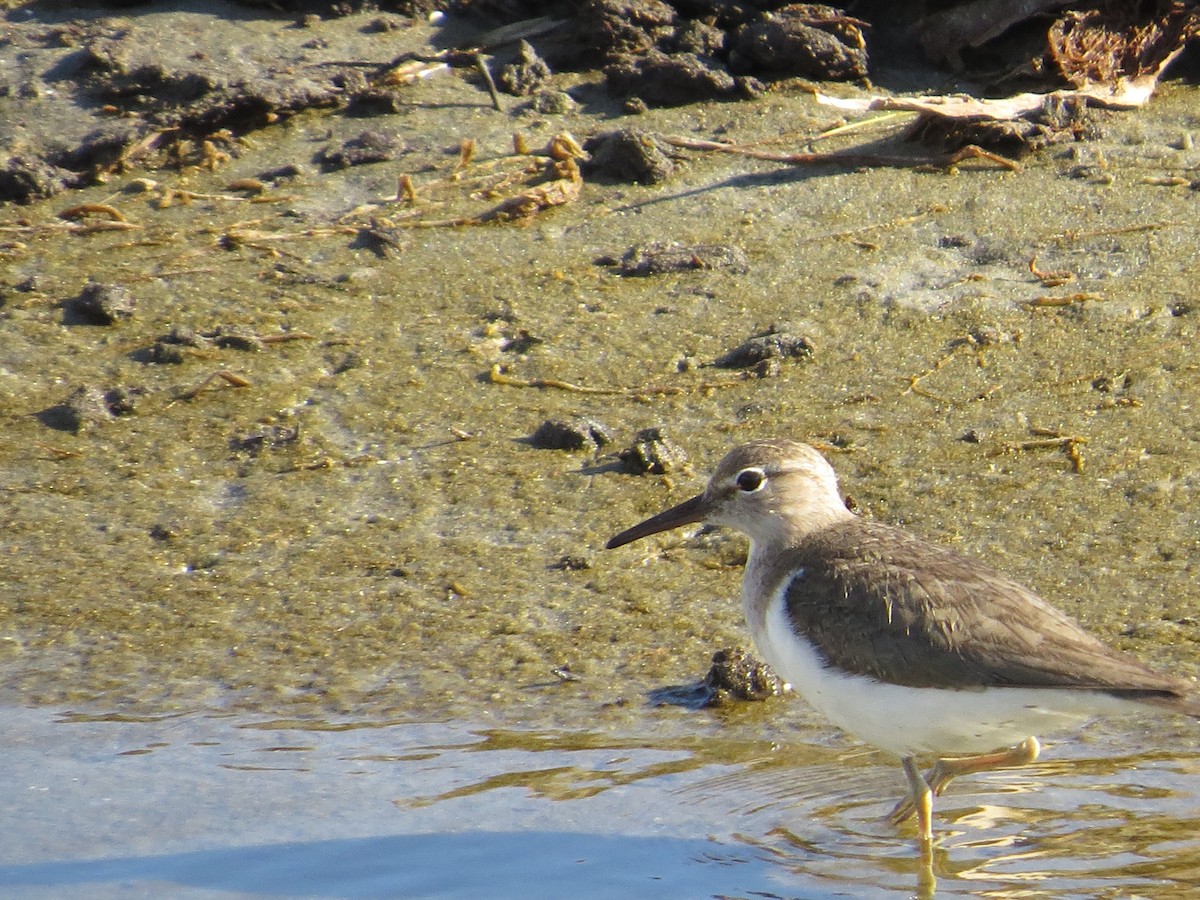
479 158 582 222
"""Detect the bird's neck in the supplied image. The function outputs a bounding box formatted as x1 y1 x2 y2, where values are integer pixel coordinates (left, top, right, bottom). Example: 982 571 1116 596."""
740 510 853 635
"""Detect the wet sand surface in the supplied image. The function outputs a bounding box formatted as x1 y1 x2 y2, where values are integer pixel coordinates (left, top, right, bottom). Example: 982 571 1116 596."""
2 4 1199 897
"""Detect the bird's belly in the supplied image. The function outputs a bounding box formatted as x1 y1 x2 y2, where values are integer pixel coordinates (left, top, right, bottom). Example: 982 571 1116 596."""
751 592 1132 757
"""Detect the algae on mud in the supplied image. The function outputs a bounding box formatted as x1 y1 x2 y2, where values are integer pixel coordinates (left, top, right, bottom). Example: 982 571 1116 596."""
1 7 1198 740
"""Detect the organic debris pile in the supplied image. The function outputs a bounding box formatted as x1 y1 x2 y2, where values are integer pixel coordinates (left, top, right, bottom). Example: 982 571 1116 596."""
0 1 1197 203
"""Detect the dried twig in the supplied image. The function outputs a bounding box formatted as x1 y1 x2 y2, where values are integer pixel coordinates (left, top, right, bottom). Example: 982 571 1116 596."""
1029 255 1075 287
664 135 1021 171
58 203 128 222
1025 292 1102 307
1003 432 1087 473
397 136 586 228
474 54 503 111
488 364 745 397
171 370 251 404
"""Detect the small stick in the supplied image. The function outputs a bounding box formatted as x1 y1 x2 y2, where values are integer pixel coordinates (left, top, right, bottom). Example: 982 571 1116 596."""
474 54 503 112
37 443 83 460
801 204 947 244
455 138 476 171
814 111 910 141
1002 434 1087 474
487 364 743 397
172 370 251 404
489 364 627 394
397 174 418 204
664 136 1020 172
67 221 142 235
1025 292 1102 307
58 203 128 222
1046 221 1181 244
1028 255 1075 287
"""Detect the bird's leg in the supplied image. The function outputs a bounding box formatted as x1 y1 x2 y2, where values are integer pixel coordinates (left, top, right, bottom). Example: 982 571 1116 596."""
898 756 934 845
926 736 1041 795
888 737 1042 825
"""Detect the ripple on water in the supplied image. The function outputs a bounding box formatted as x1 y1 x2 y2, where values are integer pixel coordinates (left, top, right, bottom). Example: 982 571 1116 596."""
0 708 1197 898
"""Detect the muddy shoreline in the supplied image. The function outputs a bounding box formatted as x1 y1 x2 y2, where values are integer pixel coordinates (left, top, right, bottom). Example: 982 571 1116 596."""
1 4 1198 736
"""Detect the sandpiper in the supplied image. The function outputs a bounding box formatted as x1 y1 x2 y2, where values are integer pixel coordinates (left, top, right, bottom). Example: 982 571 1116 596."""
606 438 1199 844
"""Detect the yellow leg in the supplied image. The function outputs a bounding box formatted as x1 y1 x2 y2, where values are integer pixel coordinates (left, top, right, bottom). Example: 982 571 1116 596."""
900 756 934 845
888 736 1042 825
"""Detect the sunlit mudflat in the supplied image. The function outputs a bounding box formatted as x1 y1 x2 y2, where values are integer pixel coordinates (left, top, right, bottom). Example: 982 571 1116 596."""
2 707 1197 899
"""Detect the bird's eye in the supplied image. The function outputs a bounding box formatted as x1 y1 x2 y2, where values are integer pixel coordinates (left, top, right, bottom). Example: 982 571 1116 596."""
735 468 765 493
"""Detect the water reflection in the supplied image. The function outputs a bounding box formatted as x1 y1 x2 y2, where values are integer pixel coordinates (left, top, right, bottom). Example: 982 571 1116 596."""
0 708 1196 898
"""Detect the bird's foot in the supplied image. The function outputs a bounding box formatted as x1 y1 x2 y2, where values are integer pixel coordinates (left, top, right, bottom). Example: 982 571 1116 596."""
887 792 920 826
886 737 1042 825
892 757 935 843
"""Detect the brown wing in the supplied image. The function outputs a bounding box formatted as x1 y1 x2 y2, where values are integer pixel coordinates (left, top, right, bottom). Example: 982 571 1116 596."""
782 519 1194 707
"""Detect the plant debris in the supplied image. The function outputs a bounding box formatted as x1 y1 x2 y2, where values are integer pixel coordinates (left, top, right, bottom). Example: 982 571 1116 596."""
665 133 1021 173
1 3 1196 203
1049 4 1200 95
392 132 587 228
1003 428 1088 474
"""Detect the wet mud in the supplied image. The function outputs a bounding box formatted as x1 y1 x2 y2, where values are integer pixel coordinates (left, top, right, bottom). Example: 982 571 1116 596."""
1 3 1198 739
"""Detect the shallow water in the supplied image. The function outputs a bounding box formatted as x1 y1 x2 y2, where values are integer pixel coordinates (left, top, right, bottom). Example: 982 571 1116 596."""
2 706 1198 898
3 6 1200 898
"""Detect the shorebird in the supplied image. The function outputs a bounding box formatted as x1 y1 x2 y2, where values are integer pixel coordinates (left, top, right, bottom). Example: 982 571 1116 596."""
606 438 1199 844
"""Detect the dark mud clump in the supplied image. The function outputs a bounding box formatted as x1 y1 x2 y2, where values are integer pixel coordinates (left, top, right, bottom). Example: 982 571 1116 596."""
618 427 689 475
727 5 868 79
498 40 553 96
556 2 865 105
649 646 787 709
1 155 73 203
713 324 815 372
230 423 301 456
604 49 757 106
530 417 613 451
145 326 208 365
605 241 749 277
143 324 266 365
41 384 141 433
68 280 136 325
704 647 788 704
318 130 406 171
583 128 676 184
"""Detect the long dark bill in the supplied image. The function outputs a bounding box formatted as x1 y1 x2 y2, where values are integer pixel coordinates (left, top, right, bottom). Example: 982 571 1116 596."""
605 492 711 549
